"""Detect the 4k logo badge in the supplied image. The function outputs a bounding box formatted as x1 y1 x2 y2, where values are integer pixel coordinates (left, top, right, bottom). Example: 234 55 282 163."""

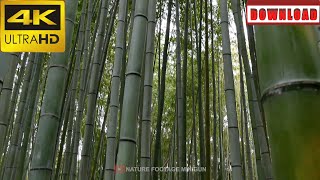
0 1 65 52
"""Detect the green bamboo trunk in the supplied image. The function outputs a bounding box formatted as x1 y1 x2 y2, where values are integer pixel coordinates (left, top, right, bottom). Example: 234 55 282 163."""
61 1 87 179
204 0 211 178
0 56 8 91
0 53 18 92
104 0 128 179
21 57 47 179
83 0 95 82
209 0 218 177
256 26 320 180
22 60 46 180
193 0 205 178
6 54 28 141
0 53 19 179
182 0 189 178
97 13 117 177
70 0 94 179
217 55 225 180
239 55 253 180
174 0 186 179
168 114 177 180
54 93 71 180
0 53 20 155
28 0 79 179
15 53 45 180
239 52 246 180
230 0 273 179
79 0 110 178
53 33 76 179
220 0 243 178
118 24 130 149
61 108 74 180
189 7 198 179
175 0 186 179
92 94 110 179
153 0 172 179
139 0 156 179
118 0 131 130
3 53 35 180
0 54 26 174
115 0 149 179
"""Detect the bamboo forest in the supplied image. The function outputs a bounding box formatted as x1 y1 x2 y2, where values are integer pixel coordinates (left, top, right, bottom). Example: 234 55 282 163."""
1 0 320 179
